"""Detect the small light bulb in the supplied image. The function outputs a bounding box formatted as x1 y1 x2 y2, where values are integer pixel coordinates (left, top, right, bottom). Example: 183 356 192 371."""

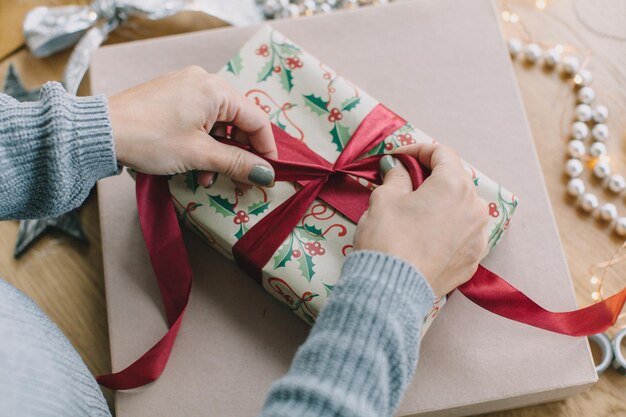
592 291 601 301
573 74 583 85
536 0 547 10
501 10 511 22
510 13 520 23
590 276 599 285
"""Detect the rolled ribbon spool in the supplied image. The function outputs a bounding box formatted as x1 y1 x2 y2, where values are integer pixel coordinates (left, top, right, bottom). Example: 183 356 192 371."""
588 333 613 374
611 328 626 375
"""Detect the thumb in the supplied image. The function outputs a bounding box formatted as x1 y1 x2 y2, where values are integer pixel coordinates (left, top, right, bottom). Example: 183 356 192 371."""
379 155 412 193
195 135 275 186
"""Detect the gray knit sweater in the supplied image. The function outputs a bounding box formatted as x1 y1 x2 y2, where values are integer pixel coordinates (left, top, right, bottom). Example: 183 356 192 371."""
0 83 434 417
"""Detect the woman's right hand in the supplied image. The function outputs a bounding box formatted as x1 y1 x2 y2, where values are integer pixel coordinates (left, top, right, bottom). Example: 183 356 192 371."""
353 143 489 297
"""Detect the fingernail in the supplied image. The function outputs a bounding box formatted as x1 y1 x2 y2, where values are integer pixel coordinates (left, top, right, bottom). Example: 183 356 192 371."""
248 165 275 186
380 155 397 176
205 173 218 188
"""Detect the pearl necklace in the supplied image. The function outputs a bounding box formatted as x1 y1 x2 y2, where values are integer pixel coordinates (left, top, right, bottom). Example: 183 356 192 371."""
506 38 623 235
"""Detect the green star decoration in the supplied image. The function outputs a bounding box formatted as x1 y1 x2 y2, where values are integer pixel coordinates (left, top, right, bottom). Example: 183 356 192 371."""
3 64 89 258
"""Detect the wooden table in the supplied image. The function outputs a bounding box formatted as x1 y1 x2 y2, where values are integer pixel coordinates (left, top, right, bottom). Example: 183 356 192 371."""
0 1 624 415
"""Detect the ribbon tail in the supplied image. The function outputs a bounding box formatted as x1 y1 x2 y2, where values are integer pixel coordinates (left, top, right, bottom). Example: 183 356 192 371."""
97 174 192 389
460 265 626 336
233 179 327 281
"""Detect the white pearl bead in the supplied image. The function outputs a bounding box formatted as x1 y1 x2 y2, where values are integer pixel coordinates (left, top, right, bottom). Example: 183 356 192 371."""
608 175 626 193
577 87 596 104
507 38 523 58
589 141 607 157
561 56 580 76
593 105 609 123
599 203 618 221
543 48 561 68
567 140 586 158
580 192 599 212
523 43 542 63
591 124 609 141
567 178 585 196
565 158 584 177
575 104 593 122
574 69 593 87
616 218 626 236
593 161 611 179
571 121 589 140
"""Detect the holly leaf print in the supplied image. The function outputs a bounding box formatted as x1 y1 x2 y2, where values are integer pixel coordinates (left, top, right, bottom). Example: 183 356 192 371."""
340 96 361 112
257 59 275 83
303 94 330 115
297 250 315 282
226 53 243 75
274 116 287 131
207 194 235 217
278 66 294 92
276 42 300 56
184 171 199 193
330 123 352 151
297 224 326 241
273 234 294 269
323 283 334 296
235 224 247 240
248 200 271 216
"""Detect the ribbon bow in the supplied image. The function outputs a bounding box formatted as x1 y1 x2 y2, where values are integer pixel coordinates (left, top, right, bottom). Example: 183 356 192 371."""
23 0 186 94
231 104 424 280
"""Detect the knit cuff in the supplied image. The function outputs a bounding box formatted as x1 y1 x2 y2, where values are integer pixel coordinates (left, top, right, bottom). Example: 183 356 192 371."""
53 84 119 183
340 250 435 314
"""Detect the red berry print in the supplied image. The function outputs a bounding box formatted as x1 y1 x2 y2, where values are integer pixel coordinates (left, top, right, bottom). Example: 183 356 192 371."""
274 66 281 73
397 133 415 147
385 142 394 151
292 249 301 258
233 210 250 225
488 202 500 217
304 241 325 256
256 44 269 57
285 57 303 69
327 108 343 123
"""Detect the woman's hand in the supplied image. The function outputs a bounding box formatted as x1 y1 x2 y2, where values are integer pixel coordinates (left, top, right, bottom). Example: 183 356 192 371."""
108 66 276 187
353 143 489 296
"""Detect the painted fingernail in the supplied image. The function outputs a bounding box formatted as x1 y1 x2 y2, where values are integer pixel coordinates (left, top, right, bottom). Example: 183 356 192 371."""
380 155 397 176
248 164 275 186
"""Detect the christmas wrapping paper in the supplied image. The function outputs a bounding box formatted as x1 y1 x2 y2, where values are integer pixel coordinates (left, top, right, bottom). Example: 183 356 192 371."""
167 26 518 330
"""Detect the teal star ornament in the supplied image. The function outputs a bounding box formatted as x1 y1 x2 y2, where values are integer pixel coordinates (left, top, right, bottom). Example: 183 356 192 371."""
2 64 88 258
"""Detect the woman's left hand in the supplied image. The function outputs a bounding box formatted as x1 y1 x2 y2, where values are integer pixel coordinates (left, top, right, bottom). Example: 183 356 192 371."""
108 66 277 187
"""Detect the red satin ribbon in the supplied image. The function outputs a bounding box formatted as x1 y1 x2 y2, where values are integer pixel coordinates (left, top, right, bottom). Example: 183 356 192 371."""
98 104 626 390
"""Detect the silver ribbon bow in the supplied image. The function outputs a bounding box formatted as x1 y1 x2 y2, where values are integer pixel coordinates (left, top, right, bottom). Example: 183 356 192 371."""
23 0 187 94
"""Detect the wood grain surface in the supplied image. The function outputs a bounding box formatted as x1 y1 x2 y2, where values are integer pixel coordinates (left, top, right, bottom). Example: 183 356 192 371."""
0 0 625 415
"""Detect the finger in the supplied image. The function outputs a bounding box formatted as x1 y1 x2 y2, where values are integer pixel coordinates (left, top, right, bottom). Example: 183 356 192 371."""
379 155 412 193
197 171 217 188
194 135 275 186
394 142 463 173
217 85 277 159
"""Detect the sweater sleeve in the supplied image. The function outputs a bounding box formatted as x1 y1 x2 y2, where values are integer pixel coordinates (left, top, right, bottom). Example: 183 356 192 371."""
0 82 118 220
258 250 435 417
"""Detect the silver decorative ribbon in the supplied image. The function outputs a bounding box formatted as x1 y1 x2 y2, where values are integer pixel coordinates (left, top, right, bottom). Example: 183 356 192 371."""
23 0 188 94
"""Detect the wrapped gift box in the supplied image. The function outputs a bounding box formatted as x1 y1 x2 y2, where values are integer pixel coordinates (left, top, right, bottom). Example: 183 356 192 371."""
92 0 596 415
162 24 516 331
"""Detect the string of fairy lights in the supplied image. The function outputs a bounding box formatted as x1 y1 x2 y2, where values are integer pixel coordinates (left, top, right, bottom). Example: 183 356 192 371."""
500 0 625 328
